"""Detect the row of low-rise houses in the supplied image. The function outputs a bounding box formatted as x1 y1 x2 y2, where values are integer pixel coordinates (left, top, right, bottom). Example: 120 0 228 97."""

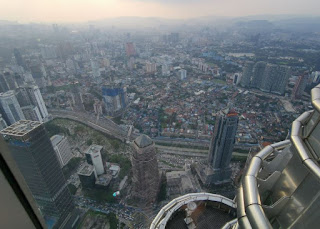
124 72 301 149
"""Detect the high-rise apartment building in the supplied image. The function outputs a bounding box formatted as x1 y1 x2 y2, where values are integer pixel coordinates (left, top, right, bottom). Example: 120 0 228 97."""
125 42 136 57
13 48 26 69
85 145 104 176
161 64 170 76
167 32 179 43
0 90 25 125
0 114 7 130
51 135 73 168
40 44 57 59
179 69 187 80
0 120 74 228
311 71 320 84
29 62 47 88
90 59 101 79
93 99 103 115
66 58 76 74
3 72 18 90
259 64 291 95
251 61 267 88
0 73 9 93
233 73 242 85
240 62 254 88
69 83 85 112
292 74 309 100
146 62 157 74
131 135 160 205
21 105 42 122
16 84 49 121
241 62 290 95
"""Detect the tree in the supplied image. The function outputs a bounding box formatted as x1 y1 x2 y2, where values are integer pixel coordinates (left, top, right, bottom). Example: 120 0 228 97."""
157 179 167 202
108 155 131 179
86 139 93 146
68 184 77 195
44 122 70 137
62 157 82 178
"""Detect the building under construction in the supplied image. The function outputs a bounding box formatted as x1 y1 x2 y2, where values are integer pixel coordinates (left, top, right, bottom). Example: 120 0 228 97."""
131 134 160 206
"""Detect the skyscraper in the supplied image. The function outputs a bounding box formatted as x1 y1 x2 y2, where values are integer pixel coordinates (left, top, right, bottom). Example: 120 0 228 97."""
167 32 179 43
145 62 157 74
90 59 101 79
0 120 74 228
21 105 42 122
13 48 26 69
179 69 187 80
161 64 170 76
0 114 7 130
51 135 73 168
312 71 320 84
292 74 309 100
233 73 242 85
259 64 291 95
131 135 160 205
3 72 18 90
0 73 9 93
29 62 47 88
207 109 239 184
125 42 136 57
240 62 254 88
251 61 267 88
0 90 25 125
85 144 104 176
241 62 290 95
40 44 57 59
16 84 49 121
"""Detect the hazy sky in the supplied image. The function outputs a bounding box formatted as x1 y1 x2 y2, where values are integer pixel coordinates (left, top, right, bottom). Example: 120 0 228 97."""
1 0 320 23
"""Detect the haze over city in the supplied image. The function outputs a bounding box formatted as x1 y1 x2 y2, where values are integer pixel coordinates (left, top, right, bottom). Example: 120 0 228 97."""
1 0 320 23
1 0 320 229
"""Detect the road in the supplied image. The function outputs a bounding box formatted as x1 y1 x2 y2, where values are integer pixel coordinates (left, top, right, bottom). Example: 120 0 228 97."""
157 145 248 159
48 109 214 147
48 109 132 141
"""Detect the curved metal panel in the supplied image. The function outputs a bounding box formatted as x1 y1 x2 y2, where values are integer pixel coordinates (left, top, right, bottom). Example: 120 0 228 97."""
246 204 272 229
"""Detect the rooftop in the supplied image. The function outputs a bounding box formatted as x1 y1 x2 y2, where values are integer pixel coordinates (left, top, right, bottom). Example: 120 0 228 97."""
0 90 15 98
166 205 234 229
151 194 236 229
95 174 112 186
134 134 153 148
78 164 95 176
50 134 64 146
0 120 42 137
85 144 103 155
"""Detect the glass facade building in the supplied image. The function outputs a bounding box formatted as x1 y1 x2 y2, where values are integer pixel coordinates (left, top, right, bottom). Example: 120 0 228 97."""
0 120 74 229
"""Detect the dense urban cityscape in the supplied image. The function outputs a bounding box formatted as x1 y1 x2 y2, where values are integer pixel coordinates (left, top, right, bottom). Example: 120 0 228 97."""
1 11 320 229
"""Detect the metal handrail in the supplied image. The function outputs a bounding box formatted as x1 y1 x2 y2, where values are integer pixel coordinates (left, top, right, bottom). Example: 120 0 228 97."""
150 193 236 229
239 140 290 229
291 85 320 181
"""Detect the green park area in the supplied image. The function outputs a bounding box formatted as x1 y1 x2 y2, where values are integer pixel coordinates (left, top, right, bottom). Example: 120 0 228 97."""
45 118 127 152
78 209 118 229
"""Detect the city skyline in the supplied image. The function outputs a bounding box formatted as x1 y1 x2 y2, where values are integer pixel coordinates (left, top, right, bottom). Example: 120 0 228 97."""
1 0 320 23
1 4 320 227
